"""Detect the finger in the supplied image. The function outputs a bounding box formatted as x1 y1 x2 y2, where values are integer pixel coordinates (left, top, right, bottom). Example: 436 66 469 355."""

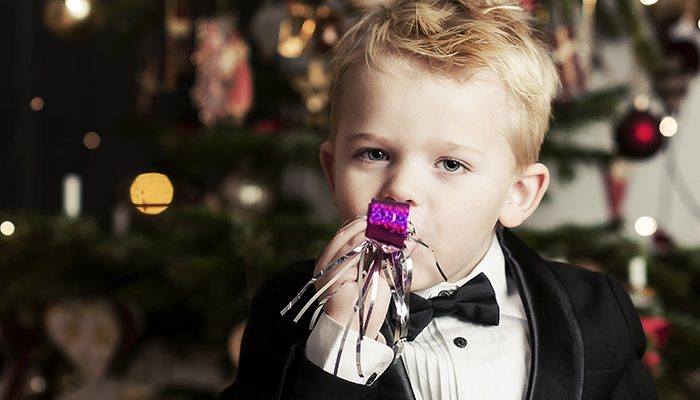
402 239 418 258
315 217 367 275
337 214 366 233
313 223 368 291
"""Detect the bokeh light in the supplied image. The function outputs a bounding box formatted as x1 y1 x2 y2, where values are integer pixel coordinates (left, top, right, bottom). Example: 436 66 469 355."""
633 94 650 111
238 183 264 206
64 0 91 20
30 97 45 111
0 221 15 236
634 216 658 237
129 173 174 215
659 116 678 137
83 131 101 149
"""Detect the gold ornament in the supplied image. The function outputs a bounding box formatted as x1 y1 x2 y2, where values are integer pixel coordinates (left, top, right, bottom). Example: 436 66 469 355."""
44 300 121 382
277 2 316 58
129 173 174 215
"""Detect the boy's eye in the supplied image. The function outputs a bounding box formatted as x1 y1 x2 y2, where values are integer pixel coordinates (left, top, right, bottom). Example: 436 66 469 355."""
363 149 388 161
440 159 466 172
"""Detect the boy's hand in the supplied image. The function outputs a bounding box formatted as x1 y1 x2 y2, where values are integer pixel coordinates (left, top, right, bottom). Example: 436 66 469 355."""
314 216 416 342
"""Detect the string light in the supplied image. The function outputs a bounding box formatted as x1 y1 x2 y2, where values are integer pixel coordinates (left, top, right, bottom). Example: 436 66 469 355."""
238 183 265 206
83 131 101 149
30 97 44 111
634 216 658 237
63 174 82 218
0 221 15 236
29 376 47 394
64 0 91 20
639 0 658 5
633 94 650 111
659 116 678 137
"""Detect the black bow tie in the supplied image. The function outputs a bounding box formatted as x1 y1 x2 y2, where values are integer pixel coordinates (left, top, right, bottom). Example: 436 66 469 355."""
400 272 500 341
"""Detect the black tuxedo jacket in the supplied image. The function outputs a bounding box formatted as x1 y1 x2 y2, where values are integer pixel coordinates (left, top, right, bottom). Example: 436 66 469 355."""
219 228 657 399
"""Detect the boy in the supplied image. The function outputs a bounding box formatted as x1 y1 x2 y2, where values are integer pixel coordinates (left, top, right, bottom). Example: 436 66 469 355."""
220 0 657 398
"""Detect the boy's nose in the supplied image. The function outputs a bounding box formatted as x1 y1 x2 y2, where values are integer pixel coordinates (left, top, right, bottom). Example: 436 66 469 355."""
379 166 422 207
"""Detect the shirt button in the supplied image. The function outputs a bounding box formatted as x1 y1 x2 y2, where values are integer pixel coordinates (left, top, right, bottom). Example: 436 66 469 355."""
438 290 451 297
453 337 468 348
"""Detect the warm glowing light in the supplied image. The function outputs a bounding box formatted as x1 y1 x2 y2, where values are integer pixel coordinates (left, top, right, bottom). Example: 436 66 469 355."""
0 221 15 236
659 116 678 137
633 94 650 111
639 0 658 5
317 5 331 18
63 174 82 218
238 184 264 206
129 173 174 215
64 0 91 20
634 216 658 237
698 18 700 30
628 256 647 291
29 376 47 393
83 131 101 149
30 97 45 111
306 96 324 113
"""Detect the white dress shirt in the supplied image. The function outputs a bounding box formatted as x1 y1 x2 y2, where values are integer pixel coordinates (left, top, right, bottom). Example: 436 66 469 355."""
306 235 531 399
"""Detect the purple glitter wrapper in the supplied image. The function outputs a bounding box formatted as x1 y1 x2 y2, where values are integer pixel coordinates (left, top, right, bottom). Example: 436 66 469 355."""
366 199 410 249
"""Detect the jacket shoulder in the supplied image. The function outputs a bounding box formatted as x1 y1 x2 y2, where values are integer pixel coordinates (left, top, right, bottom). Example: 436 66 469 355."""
545 259 646 360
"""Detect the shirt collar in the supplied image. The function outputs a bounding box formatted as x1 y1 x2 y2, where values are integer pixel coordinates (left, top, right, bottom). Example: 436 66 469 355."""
413 234 526 320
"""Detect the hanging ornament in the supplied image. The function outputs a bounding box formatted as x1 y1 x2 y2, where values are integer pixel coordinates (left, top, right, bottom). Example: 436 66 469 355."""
312 4 342 52
191 17 254 126
134 58 161 114
291 57 331 117
44 300 121 382
519 0 537 12
277 2 316 58
651 228 676 255
614 109 665 159
553 25 586 100
129 172 174 215
43 0 104 39
251 1 287 62
163 0 193 92
653 37 700 113
640 316 671 376
603 158 631 221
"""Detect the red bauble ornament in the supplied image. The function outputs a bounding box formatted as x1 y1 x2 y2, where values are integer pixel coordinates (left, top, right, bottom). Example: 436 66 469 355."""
615 110 665 159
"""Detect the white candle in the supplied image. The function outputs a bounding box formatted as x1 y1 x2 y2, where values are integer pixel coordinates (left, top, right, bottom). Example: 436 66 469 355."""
63 174 82 218
112 203 130 235
629 256 647 291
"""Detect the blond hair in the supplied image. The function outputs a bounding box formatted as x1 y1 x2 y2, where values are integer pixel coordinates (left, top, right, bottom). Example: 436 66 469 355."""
329 0 559 167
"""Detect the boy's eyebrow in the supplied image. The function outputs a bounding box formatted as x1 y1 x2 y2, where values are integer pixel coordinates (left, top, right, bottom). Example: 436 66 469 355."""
440 141 485 157
346 133 485 156
345 132 389 143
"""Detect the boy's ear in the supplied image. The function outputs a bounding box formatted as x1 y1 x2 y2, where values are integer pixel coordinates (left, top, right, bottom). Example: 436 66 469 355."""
498 163 550 228
319 140 336 194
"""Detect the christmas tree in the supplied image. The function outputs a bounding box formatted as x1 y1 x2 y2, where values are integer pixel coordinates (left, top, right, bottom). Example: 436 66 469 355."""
1 0 699 398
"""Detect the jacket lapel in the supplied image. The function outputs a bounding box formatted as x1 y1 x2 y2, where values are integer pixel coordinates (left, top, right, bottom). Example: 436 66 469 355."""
498 228 584 400
373 228 585 399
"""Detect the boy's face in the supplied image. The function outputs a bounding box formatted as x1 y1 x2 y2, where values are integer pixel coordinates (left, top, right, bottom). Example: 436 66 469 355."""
321 57 546 290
